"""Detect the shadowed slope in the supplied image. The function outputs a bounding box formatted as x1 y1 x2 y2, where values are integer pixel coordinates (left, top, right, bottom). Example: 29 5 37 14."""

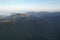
0 12 60 40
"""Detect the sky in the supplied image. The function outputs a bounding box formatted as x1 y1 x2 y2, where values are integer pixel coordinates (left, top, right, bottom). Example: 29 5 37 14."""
0 0 60 15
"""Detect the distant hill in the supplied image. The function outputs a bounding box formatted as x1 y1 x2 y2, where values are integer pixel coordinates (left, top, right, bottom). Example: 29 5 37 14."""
0 12 60 22
0 13 28 22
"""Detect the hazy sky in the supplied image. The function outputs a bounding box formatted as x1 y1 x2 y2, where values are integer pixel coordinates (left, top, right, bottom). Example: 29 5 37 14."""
0 0 60 11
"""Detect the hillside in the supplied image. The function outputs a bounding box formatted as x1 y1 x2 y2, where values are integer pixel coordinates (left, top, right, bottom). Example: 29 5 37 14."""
0 12 60 40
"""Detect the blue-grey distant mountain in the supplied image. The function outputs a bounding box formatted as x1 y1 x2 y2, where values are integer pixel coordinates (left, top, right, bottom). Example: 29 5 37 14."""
0 12 60 22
